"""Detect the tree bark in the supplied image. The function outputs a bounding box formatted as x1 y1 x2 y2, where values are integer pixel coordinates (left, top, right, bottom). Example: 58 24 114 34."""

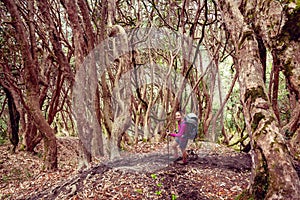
24 115 42 153
270 51 281 125
3 0 57 170
216 0 300 199
62 0 96 169
276 9 300 159
3 87 20 153
37 0 74 127
109 24 131 159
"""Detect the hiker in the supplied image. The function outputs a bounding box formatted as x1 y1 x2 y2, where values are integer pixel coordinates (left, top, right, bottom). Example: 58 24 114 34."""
168 111 189 164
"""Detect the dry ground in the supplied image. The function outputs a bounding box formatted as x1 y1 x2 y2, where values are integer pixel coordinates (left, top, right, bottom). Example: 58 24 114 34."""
0 137 251 200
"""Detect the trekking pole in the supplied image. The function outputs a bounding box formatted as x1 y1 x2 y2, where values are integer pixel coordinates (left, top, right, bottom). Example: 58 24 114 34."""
167 131 170 166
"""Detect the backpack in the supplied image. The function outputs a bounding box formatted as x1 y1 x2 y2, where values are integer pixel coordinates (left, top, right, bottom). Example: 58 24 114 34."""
183 113 198 140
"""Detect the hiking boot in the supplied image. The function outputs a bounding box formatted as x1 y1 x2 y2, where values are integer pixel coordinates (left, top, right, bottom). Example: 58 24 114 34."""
171 156 182 161
177 160 188 165
182 151 188 163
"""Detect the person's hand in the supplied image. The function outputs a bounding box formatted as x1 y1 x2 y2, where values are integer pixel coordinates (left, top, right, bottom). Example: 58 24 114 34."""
168 132 175 137
166 130 173 136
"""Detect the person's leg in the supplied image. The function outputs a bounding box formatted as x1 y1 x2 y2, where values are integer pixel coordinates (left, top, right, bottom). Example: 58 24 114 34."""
176 148 188 164
172 140 179 158
178 139 188 164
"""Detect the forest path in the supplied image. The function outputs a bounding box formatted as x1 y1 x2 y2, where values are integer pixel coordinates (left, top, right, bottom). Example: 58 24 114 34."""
106 142 251 173
23 141 253 200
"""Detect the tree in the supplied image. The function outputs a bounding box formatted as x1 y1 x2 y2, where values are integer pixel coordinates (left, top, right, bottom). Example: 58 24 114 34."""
216 0 300 198
3 87 19 153
2 0 58 170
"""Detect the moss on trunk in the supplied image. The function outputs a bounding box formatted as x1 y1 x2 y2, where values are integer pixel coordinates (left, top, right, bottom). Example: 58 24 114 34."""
244 86 268 104
252 149 269 199
251 112 265 132
280 6 300 42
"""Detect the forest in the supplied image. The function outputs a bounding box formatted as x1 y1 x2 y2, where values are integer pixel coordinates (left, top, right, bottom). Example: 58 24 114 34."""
0 0 299 199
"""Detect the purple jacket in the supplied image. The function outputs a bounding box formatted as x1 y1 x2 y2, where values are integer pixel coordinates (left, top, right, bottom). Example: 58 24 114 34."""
169 121 187 137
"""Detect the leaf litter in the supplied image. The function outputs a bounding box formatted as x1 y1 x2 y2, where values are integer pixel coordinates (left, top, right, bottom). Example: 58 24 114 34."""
0 138 252 200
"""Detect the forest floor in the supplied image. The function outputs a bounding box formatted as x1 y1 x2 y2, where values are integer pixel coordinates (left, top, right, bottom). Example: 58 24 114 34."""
0 137 253 200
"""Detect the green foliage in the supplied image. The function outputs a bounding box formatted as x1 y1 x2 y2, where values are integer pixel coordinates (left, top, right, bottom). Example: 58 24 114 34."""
0 120 6 134
171 194 178 200
24 168 32 179
277 72 291 123
1 174 9 182
150 173 157 179
223 87 245 146
11 167 22 177
135 188 143 194
0 193 11 199
150 173 170 197
265 53 290 125
0 89 8 141
142 138 148 143
0 136 6 145
234 189 254 200
37 152 43 159
19 144 26 151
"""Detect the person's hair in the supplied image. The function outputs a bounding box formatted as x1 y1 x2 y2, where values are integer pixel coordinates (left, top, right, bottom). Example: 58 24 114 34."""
176 110 184 115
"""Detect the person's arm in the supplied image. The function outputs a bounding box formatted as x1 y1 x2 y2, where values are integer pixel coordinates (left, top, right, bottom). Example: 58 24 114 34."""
169 123 186 137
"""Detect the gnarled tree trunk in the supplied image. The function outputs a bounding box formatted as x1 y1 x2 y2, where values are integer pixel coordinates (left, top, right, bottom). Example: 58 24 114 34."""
109 24 131 159
24 116 42 153
3 0 57 170
216 0 300 199
3 87 20 153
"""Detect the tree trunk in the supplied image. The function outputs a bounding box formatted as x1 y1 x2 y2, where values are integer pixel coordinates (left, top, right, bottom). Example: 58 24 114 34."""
3 0 57 170
289 126 300 161
94 85 104 158
216 0 300 199
134 103 143 144
270 51 281 125
202 79 213 138
109 24 131 159
62 0 100 169
3 87 20 153
24 116 42 153
276 8 300 161
143 87 152 141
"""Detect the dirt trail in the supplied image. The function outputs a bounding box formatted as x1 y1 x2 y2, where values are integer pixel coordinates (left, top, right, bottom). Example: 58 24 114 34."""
25 142 252 200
